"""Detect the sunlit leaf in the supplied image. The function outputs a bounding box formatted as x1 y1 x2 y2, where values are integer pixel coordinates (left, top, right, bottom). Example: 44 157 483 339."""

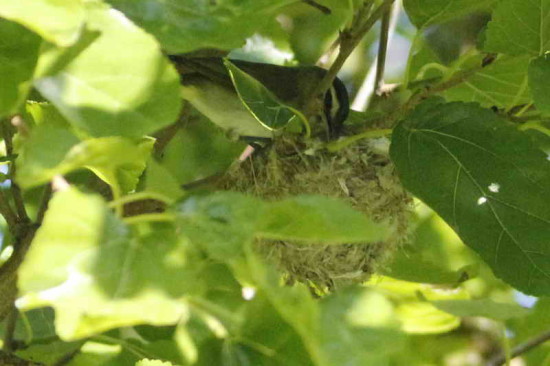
136 359 174 366
18 188 192 340
17 127 154 193
33 1 181 138
0 0 84 46
225 60 303 131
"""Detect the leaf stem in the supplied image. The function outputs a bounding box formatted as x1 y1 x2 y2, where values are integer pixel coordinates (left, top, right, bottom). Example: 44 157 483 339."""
301 0 331 14
488 328 550 366
91 335 152 360
385 57 496 127
122 213 176 225
108 191 174 210
518 121 550 137
326 128 392 151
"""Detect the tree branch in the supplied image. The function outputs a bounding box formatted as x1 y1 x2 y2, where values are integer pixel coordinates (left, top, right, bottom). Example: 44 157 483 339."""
374 7 392 95
2 306 18 352
2 118 29 224
311 0 395 107
488 328 550 366
0 189 17 229
35 183 52 225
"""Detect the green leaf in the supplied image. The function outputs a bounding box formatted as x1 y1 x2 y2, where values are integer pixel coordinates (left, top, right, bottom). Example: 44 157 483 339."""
19 188 114 292
432 299 530 320
319 287 405 364
93 223 203 298
25 101 72 129
484 0 550 55
370 277 467 334
17 129 154 193
18 188 191 340
0 0 84 46
0 20 41 117
15 340 84 365
108 0 296 53
445 55 531 109
225 59 304 131
158 116 245 186
258 195 391 244
144 158 185 202
33 1 181 138
529 54 550 114
509 298 550 365
391 100 550 295
16 125 80 188
403 0 496 29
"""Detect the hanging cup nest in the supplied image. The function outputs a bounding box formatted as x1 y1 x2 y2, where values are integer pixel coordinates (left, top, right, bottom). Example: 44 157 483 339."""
219 136 412 291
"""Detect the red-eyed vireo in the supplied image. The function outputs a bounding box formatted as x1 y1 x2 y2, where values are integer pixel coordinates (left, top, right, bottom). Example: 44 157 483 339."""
169 55 349 145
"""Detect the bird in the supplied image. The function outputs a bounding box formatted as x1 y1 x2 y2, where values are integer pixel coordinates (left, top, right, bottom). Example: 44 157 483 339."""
168 54 349 146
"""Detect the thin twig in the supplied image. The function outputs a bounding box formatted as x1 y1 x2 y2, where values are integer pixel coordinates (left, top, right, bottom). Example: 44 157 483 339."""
340 55 497 147
385 59 494 126
351 0 401 111
35 183 52 225
374 7 392 94
2 306 18 352
488 329 550 366
311 0 395 108
52 343 85 366
2 118 29 223
302 0 331 14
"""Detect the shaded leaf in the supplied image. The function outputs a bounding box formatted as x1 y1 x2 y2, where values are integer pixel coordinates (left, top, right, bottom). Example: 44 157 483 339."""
33 1 181 138
403 0 496 29
433 299 530 320
158 116 245 186
445 55 531 109
319 287 405 364
258 195 391 244
108 0 296 53
0 0 84 46
0 20 40 118
484 0 550 55
529 54 550 114
391 100 550 295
